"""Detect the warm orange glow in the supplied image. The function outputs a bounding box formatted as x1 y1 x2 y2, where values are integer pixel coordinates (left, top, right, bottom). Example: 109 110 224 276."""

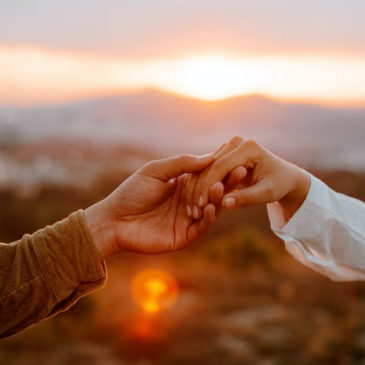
131 270 179 314
164 56 249 100
1 45 365 106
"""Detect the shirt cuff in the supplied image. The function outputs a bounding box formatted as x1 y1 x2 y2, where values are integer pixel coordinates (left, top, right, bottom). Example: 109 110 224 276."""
32 210 107 309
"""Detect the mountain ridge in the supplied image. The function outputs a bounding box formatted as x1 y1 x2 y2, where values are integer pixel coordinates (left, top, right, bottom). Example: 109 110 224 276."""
0 90 364 171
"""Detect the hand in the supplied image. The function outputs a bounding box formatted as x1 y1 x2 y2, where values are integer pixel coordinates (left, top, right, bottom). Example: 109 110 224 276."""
184 138 248 219
188 136 311 223
84 154 218 259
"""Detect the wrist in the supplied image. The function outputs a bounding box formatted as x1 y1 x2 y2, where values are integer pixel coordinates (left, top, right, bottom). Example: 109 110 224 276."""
278 167 311 222
84 200 118 260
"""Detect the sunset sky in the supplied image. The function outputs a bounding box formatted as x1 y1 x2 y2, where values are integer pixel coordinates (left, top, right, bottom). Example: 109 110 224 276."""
1 0 365 106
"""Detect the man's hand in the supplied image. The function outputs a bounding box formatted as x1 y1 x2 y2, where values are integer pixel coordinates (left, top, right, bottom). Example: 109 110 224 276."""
85 154 218 259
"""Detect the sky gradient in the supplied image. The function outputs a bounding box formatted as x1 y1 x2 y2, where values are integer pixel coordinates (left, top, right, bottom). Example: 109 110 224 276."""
1 1 365 105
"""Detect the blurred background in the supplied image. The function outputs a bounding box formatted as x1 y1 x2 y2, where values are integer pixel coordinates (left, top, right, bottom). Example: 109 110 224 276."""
1 1 365 364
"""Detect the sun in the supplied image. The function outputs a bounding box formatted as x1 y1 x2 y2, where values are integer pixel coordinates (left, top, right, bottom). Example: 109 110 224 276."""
166 55 250 101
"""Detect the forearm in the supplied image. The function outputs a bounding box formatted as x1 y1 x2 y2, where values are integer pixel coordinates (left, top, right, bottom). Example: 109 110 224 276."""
0 210 106 338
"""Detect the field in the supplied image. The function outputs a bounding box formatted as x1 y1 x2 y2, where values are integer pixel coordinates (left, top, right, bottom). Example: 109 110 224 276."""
1 167 365 365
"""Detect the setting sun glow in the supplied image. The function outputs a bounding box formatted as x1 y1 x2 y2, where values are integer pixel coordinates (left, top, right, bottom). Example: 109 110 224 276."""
1 45 365 106
131 270 179 314
168 56 249 100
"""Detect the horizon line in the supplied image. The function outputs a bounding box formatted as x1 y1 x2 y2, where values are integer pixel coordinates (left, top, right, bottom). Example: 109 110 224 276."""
0 89 364 110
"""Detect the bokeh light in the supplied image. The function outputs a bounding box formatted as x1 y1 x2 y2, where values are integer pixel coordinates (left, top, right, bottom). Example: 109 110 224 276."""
131 270 179 314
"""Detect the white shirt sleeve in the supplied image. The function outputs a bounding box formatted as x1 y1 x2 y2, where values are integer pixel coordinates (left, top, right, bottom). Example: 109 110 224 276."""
267 173 365 281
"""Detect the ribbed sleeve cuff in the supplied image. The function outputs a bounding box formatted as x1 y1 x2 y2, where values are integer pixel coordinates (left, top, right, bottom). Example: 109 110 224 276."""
32 210 107 307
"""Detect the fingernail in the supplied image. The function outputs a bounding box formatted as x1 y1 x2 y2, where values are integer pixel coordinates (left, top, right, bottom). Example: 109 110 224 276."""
224 197 236 209
186 204 192 217
198 195 204 207
193 205 199 219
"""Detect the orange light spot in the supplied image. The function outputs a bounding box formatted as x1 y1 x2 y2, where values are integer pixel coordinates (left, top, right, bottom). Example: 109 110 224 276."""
146 279 168 296
142 300 160 313
131 270 179 314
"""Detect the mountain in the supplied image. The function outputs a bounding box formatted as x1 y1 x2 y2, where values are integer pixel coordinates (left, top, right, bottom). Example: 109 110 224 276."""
0 91 365 172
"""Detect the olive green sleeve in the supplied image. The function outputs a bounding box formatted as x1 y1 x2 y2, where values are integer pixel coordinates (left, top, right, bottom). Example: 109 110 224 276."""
0 210 107 338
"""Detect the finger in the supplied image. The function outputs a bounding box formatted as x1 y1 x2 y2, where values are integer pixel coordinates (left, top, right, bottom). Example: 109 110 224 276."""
187 172 208 220
209 185 222 218
194 148 243 208
209 181 224 206
197 140 259 206
213 136 243 160
224 166 247 193
184 173 198 217
204 203 217 224
193 136 244 208
192 205 202 220
186 142 227 214
184 173 203 219
188 168 210 220
222 180 274 209
187 203 216 243
143 154 214 182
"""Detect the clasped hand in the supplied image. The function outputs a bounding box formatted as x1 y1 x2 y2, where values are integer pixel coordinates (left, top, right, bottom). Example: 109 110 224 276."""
85 136 310 259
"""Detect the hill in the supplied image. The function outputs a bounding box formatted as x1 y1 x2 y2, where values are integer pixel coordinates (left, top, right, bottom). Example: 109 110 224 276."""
0 91 364 172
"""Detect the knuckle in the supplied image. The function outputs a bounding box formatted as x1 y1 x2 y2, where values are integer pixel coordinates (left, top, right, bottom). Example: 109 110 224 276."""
240 140 262 162
180 154 193 165
141 159 157 172
229 135 244 146
243 139 259 150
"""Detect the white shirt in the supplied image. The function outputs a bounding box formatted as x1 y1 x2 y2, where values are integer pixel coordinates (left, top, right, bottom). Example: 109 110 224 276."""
267 174 365 281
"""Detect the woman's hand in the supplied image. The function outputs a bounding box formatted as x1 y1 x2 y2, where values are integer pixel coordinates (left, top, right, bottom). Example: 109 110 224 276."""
184 137 248 219
187 136 311 223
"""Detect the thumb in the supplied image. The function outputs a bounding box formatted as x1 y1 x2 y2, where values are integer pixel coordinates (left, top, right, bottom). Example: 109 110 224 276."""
222 181 274 209
142 154 214 182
